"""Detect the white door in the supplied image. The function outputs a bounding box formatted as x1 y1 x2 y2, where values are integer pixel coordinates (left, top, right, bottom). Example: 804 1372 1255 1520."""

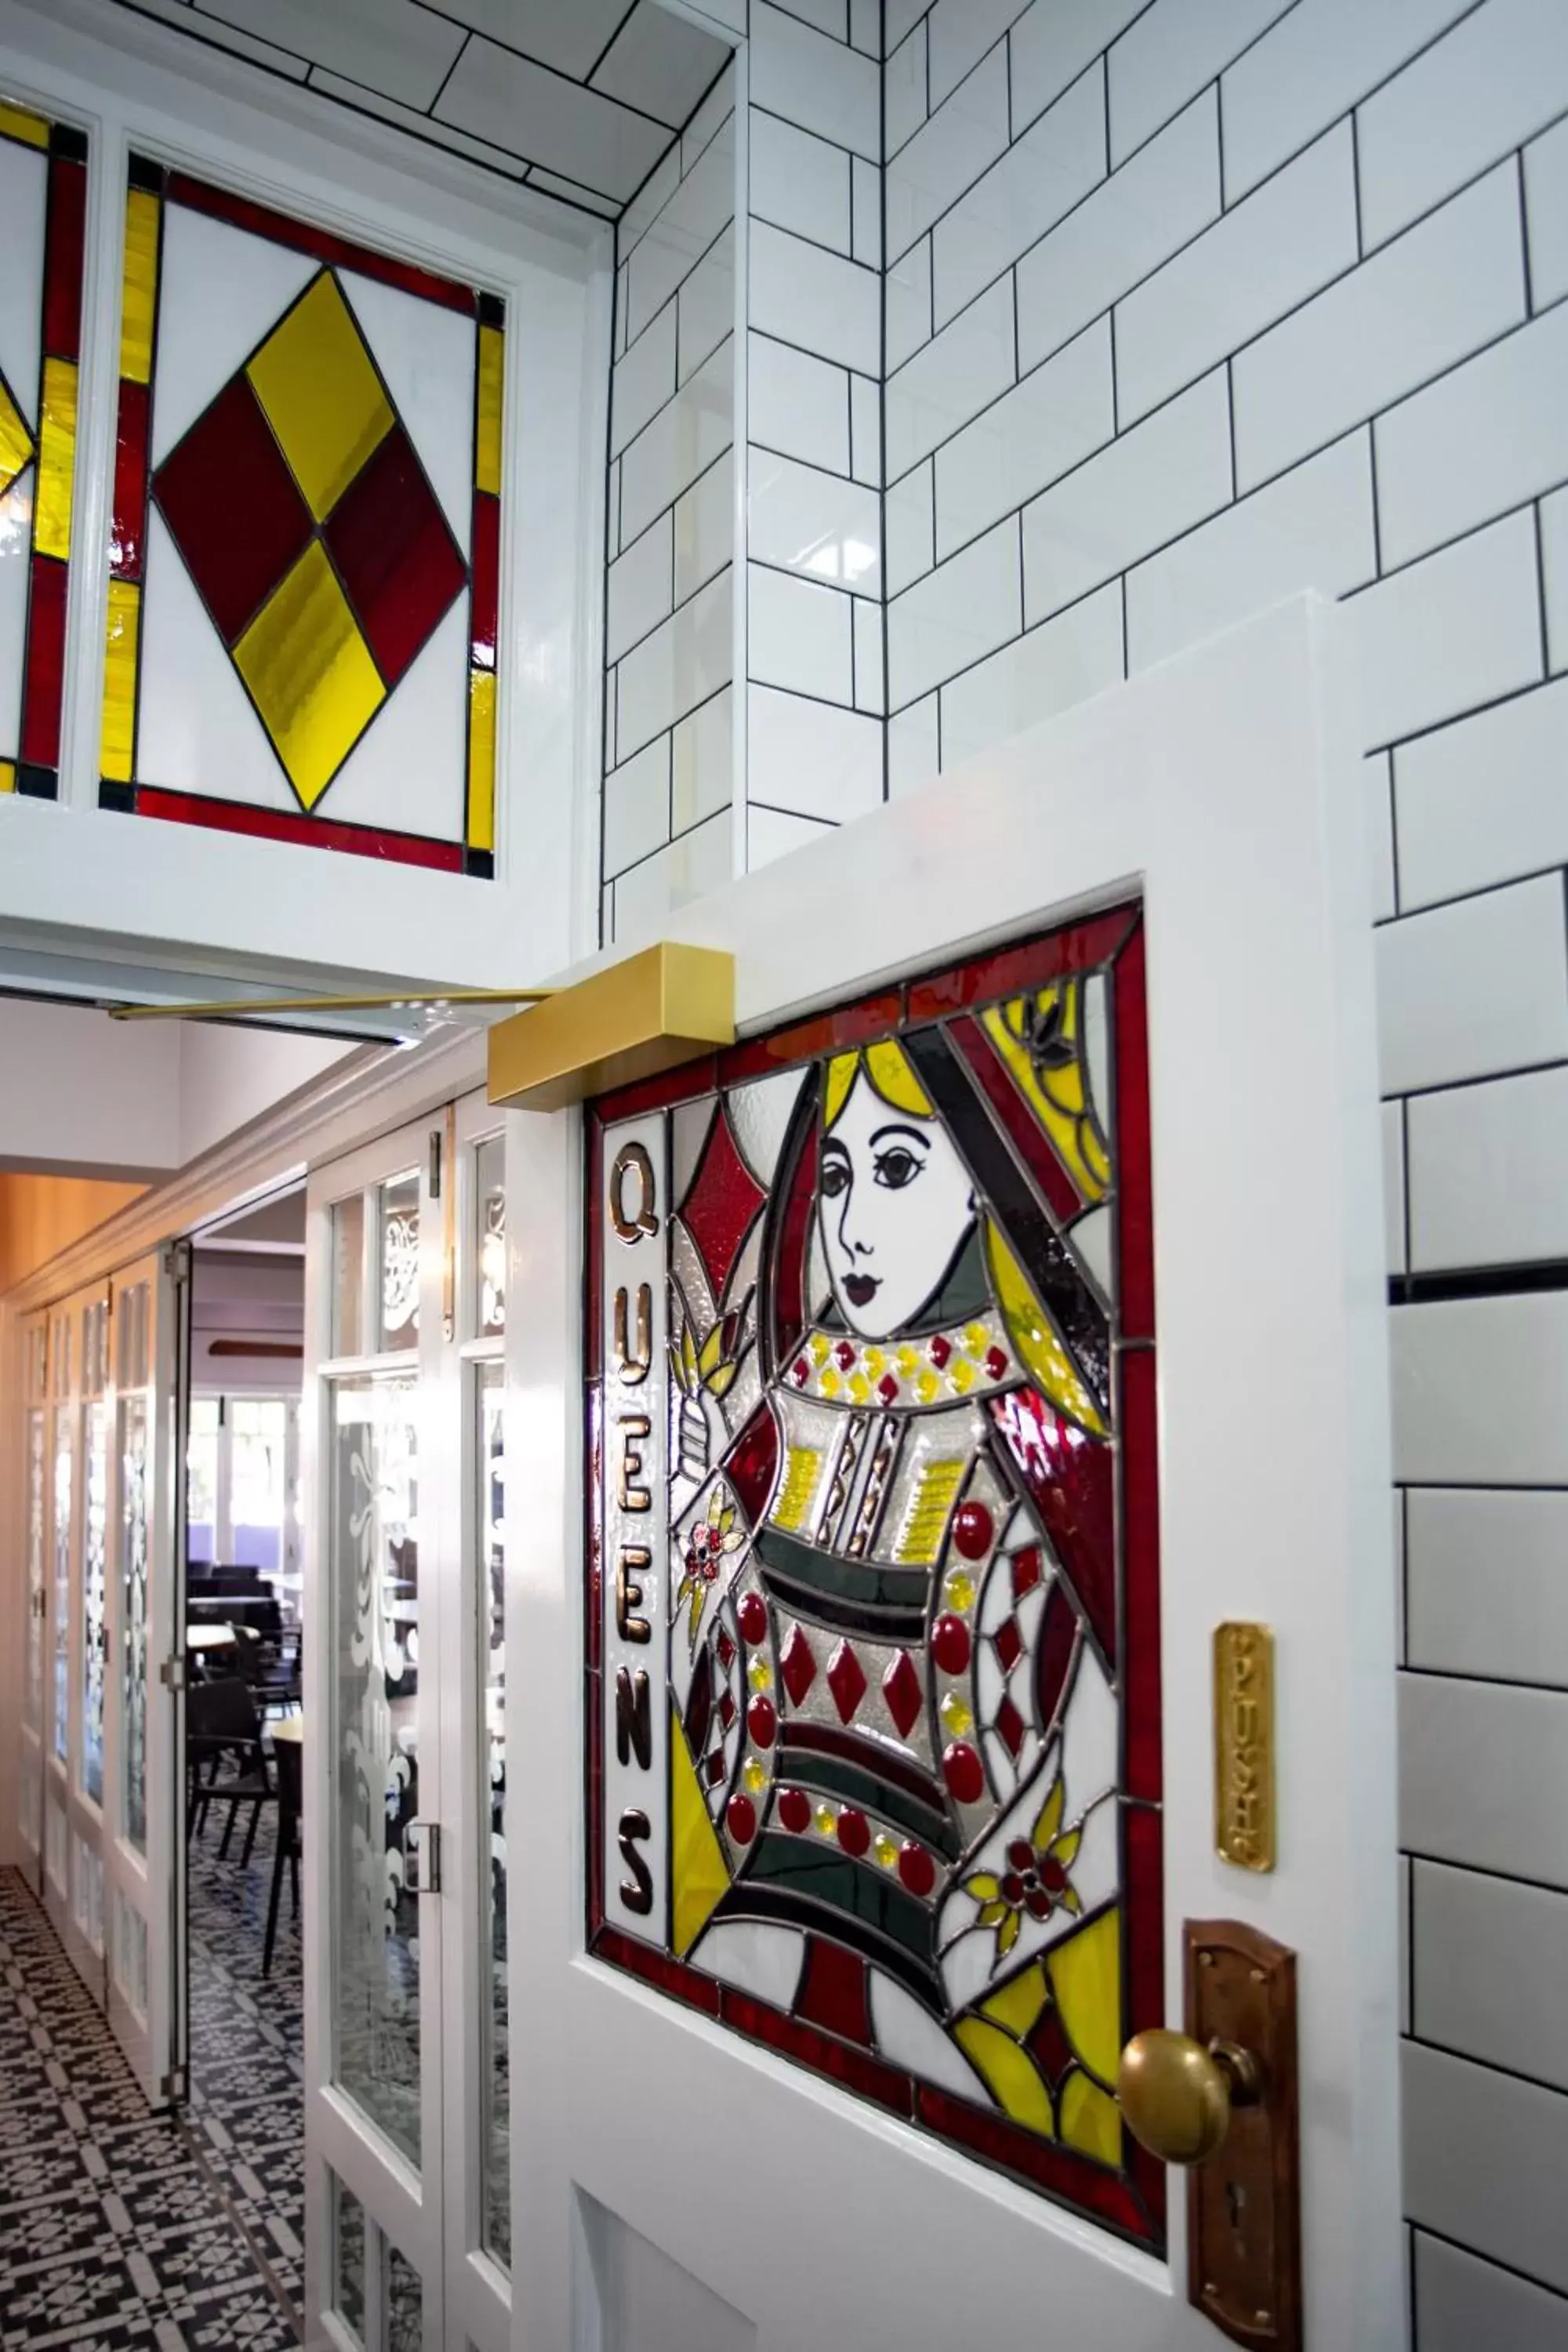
505 604 1405 2349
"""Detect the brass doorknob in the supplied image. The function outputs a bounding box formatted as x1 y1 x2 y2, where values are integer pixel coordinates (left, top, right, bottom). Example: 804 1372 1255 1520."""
1116 2028 1262 2165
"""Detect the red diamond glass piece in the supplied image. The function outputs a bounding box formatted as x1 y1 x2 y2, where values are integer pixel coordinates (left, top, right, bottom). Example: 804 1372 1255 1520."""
996 1697 1025 1758
779 1624 816 1708
681 1109 765 1298
323 419 465 688
826 1640 866 1723
881 1650 923 1739
994 1616 1022 1675
154 376 314 644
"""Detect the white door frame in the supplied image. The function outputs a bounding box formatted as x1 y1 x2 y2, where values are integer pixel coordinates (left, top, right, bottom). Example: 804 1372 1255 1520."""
504 599 1404 2348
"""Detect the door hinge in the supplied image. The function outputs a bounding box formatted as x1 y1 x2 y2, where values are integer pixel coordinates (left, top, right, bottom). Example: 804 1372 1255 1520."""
159 2064 187 2103
160 1654 187 1693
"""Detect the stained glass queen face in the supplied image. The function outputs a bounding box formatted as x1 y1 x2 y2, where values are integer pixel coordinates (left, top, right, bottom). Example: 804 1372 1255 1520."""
590 907 1165 2248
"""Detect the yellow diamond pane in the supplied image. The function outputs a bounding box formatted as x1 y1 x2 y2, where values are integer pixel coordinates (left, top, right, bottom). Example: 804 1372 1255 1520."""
234 542 384 810
246 273 392 523
119 190 161 385
34 357 77 562
475 321 503 496
0 101 49 150
100 579 141 783
466 667 495 852
0 373 32 501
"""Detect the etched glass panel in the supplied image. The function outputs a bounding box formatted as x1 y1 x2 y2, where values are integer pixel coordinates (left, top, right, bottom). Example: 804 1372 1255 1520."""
476 1133 505 1337
379 1173 420 1353
584 908 1166 2247
51 1407 73 1766
122 1394 149 1853
477 1359 509 2267
24 1407 44 1730
82 1399 108 1806
330 1374 421 2164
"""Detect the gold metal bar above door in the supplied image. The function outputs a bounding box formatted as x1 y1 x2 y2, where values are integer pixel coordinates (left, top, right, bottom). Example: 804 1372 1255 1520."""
487 942 735 1111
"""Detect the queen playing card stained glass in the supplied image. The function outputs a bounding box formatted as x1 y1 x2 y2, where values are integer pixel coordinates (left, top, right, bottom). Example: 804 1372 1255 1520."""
586 904 1164 2247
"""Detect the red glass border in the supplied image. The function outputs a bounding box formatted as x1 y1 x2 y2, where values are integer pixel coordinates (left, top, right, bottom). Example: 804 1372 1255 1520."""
120 786 465 870
165 170 480 316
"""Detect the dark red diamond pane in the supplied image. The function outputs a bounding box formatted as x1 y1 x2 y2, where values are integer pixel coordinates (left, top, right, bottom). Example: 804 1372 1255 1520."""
996 1697 1025 1758
994 1616 1022 1675
154 376 314 644
880 1651 923 1739
826 1641 866 1723
737 1590 768 1646
324 421 465 688
681 1107 764 1299
779 1624 816 1708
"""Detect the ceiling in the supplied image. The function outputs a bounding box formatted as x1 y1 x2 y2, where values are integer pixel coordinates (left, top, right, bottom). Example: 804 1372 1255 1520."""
103 0 735 216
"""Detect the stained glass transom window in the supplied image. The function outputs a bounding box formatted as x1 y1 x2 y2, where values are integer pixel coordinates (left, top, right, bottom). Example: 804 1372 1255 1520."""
100 160 504 874
586 907 1165 2247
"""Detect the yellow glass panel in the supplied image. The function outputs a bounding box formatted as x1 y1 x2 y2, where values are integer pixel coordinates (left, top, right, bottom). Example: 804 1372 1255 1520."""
100 579 140 783
234 543 384 811
247 273 391 522
670 1704 729 1956
0 101 49 150
1046 1903 1121 2087
954 2018 1054 2137
0 374 32 499
34 357 76 562
0 760 14 793
1059 2071 1121 2165
980 1960 1047 2041
475 321 503 496
119 190 161 386
466 666 495 851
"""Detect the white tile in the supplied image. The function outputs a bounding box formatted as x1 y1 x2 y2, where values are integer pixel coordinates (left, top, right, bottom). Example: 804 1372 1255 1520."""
1009 0 1150 137
851 157 881 270
612 299 677 457
1359 0 1568 249
750 111 851 256
682 64 735 177
886 459 936 594
849 373 881 487
1407 1488 1568 1689
1396 679 1568 913
617 567 734 757
750 2 880 160
603 735 672 877
1405 2042 1568 2297
849 0 879 56
748 223 880 375
1392 1290 1568 1486
1015 93 1222 376
938 579 1123 767
747 334 849 473
1367 750 1396 924
853 595 884 713
931 64 1105 328
674 447 735 602
1116 123 1358 426
1375 304 1568 572
1525 114 1568 311
887 515 1024 706
885 19 927 158
935 321 1113 561
746 680 882 817
747 801 837 868
747 562 854 701
678 223 735 385
438 36 670 201
671 684 732 833
1022 368 1232 626
1544 485 1568 675
205 0 462 105
606 510 673 664
886 275 1016 480
1400 1671 1568 1888
1126 429 1375 671
613 808 733 941
1220 0 1473 202
747 450 881 596
1107 0 1293 167
887 691 940 794
1408 1062 1568 1273
1234 163 1526 493
1352 507 1542 753
1376 873 1568 1096
620 336 734 544
1416 1862 1568 2089
927 0 1028 110
1413 2231 1568 2352
886 234 934 372
619 146 681 263
1382 1096 1406 1276
887 45 1010 264
626 117 736 340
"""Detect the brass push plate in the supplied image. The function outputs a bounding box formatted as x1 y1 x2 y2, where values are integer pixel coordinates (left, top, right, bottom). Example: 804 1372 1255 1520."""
1186 1921 1301 2351
1214 1621 1276 1870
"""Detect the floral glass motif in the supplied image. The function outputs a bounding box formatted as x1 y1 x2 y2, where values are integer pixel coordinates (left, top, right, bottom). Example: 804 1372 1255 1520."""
586 906 1164 2247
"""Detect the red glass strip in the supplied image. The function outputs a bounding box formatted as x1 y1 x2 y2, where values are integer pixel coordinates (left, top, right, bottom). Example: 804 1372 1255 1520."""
110 379 151 581
906 904 1138 1021
323 422 466 688
470 489 499 670
130 786 463 870
718 989 904 1087
914 2084 1157 2245
946 1010 1085 1222
154 376 314 645
42 154 86 361
794 1935 872 2045
988 1388 1116 1661
597 1926 722 2016
1113 920 1155 1341
20 554 67 768
1120 1345 1163 1802
720 1987 912 2118
165 170 476 315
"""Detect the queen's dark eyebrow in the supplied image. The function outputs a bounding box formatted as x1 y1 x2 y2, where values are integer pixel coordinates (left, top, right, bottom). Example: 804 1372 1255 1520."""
869 1123 931 1148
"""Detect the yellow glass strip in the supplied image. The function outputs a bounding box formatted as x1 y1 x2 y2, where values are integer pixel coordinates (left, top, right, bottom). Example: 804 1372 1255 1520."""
234 542 384 810
466 667 495 852
34 356 77 562
475 321 503 495
0 760 15 793
0 373 33 499
0 100 49 150
247 273 391 522
119 189 161 386
100 579 141 783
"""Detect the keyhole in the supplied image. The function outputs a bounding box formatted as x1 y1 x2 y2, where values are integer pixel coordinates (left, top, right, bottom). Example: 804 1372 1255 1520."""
1225 2180 1247 2235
